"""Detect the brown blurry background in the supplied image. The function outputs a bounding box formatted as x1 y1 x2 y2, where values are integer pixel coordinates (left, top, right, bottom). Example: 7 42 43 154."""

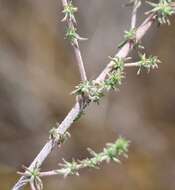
0 0 175 189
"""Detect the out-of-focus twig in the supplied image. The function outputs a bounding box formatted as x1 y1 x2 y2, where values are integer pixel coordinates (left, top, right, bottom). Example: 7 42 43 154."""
30 182 36 190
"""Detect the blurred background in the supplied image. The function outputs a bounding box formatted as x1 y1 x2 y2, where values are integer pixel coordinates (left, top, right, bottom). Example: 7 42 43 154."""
0 0 175 189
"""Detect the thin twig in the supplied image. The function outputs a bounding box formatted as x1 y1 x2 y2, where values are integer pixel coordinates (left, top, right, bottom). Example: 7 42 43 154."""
96 13 155 83
131 0 141 29
61 0 87 81
30 182 36 190
12 3 175 190
125 62 140 67
19 137 129 178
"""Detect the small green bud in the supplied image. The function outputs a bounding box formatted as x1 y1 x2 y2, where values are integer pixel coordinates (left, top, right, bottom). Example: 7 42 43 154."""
62 1 78 23
137 53 160 74
105 70 124 91
72 81 104 104
109 56 125 71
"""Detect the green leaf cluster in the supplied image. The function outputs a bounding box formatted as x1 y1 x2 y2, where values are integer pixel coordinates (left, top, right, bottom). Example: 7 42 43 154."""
72 67 124 103
62 1 77 23
72 81 104 103
137 54 160 75
147 0 175 25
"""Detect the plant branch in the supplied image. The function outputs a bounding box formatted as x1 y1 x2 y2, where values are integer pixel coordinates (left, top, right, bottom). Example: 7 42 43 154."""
131 0 141 29
125 62 139 67
61 0 87 81
30 182 36 190
12 2 175 190
19 138 129 179
96 13 155 83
